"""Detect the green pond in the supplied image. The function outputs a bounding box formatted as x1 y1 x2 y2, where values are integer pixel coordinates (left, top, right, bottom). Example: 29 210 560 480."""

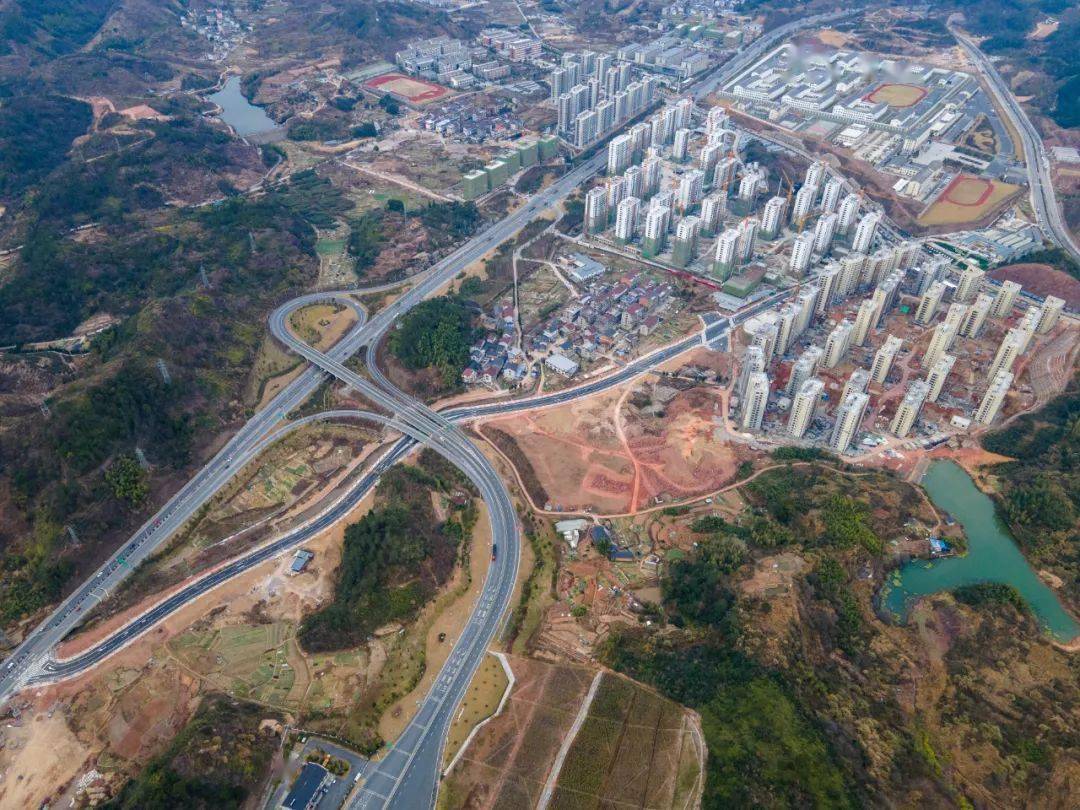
881 459 1079 642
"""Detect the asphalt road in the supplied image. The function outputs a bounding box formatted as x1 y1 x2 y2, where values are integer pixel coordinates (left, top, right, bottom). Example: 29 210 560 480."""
951 25 1080 264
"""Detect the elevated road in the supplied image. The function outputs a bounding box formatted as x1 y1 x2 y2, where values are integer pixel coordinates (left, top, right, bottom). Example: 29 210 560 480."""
951 24 1080 263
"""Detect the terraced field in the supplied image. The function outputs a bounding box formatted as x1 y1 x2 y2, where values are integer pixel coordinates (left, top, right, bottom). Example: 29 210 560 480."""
549 673 702 810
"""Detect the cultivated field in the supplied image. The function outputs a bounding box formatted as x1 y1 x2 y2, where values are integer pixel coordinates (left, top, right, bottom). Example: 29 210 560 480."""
363 73 452 104
170 622 308 709
865 82 927 108
918 175 1020 226
439 657 596 810
548 673 701 810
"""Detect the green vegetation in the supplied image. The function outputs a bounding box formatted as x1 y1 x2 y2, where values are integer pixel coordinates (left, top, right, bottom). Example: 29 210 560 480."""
347 210 388 271
0 0 115 58
952 582 1028 613
0 188 319 627
951 0 1080 128
346 201 480 277
388 296 477 386
268 169 353 229
13 113 255 231
981 373 1079 607
0 94 91 199
809 557 868 656
416 201 481 249
663 535 744 626
103 694 282 809
744 466 887 554
105 455 150 508
607 449 1080 804
298 460 475 652
601 633 854 809
771 446 837 462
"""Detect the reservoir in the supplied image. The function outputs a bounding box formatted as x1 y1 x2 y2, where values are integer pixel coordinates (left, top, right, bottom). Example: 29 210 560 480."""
207 75 281 138
882 459 1079 642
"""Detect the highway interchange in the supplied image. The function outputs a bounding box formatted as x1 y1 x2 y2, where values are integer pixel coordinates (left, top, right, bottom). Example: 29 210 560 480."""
0 8 930 809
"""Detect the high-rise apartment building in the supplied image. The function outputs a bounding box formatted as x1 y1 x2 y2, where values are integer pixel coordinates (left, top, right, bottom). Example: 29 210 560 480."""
700 194 723 236
789 231 814 275
584 186 607 234
988 330 1024 382
974 370 1013 424
607 133 632 175
823 320 853 368
955 266 984 303
671 216 699 267
713 228 740 277
815 265 840 316
641 206 668 258
820 177 844 214
788 377 824 438
741 372 770 431
922 322 956 369
736 218 758 262
850 211 881 253
914 281 946 325
737 346 766 398
890 380 930 437
805 161 826 189
990 280 1021 319
812 212 838 255
1035 295 1065 334
852 297 879 346
614 196 640 242
672 128 691 162
831 391 869 452
842 368 869 402
761 196 786 237
677 170 704 212
960 293 993 338
836 193 860 234
791 183 816 224
870 334 902 384
786 345 823 395
925 353 956 402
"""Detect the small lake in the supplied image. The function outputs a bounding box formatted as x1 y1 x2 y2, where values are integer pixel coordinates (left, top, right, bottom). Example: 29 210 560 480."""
207 75 281 138
881 459 1080 642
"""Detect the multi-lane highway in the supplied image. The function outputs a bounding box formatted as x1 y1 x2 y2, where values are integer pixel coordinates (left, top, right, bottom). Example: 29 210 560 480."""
951 24 1080 264
3 8 861 807
0 147 607 703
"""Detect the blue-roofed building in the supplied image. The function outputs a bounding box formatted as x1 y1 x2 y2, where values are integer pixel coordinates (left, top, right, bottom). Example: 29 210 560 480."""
290 549 314 575
281 762 330 809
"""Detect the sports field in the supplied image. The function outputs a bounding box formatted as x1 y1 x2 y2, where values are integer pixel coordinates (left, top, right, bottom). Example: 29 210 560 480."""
363 73 452 104
918 174 1020 226
865 83 927 108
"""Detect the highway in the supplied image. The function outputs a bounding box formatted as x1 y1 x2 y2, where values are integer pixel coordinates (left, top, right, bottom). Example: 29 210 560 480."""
0 144 607 703
2 8 860 808
951 24 1080 263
